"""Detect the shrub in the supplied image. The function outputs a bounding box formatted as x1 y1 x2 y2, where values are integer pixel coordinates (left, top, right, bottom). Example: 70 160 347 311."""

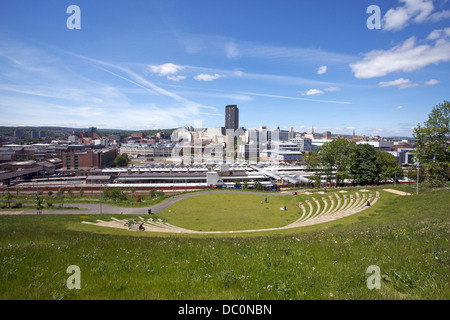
135 194 141 203
11 202 22 208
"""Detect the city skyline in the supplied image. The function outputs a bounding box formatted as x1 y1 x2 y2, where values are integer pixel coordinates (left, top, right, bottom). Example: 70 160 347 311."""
1 1 449 137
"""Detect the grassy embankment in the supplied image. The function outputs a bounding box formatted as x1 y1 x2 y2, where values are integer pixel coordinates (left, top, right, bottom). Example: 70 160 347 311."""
0 187 448 299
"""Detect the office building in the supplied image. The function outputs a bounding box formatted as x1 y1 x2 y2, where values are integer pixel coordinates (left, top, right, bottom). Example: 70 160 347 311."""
225 105 239 131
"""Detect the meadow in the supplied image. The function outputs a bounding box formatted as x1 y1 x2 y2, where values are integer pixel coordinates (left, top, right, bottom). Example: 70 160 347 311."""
0 187 448 300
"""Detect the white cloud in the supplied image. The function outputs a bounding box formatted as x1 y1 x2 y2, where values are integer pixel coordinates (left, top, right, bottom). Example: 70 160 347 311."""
305 89 324 96
194 73 222 81
324 86 341 92
378 77 419 89
383 0 450 31
378 77 440 89
395 105 404 110
225 42 238 59
149 63 184 76
167 75 186 82
350 32 450 78
425 79 440 85
317 65 327 74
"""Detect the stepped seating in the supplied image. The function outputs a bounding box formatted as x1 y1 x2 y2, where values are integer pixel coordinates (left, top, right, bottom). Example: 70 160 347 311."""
82 216 198 233
288 191 379 228
82 190 381 234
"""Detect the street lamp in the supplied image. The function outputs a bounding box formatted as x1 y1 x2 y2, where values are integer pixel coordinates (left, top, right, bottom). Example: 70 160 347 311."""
100 184 103 214
415 161 419 195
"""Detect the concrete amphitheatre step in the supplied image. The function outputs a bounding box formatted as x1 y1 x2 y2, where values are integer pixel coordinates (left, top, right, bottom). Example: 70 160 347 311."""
82 190 381 234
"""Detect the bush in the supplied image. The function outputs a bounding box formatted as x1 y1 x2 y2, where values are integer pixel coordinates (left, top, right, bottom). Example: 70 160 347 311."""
103 187 128 201
11 202 22 208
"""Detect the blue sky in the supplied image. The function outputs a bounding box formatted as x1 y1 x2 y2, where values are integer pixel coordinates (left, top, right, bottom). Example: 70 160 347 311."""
0 0 449 137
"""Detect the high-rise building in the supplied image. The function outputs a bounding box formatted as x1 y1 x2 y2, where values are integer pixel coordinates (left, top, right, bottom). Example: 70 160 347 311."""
225 104 239 131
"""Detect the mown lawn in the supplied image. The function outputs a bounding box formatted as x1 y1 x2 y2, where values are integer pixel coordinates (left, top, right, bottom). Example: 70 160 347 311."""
0 189 448 300
156 193 302 231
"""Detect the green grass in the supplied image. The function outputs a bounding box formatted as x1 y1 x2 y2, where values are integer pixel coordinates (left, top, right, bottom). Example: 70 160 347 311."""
0 188 448 300
156 193 301 231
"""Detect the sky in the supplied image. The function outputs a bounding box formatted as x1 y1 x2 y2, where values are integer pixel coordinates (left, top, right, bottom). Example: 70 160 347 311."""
0 0 449 137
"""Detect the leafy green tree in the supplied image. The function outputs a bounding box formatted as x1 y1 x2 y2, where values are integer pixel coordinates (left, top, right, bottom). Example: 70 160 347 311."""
413 101 449 187
376 150 403 182
114 153 130 167
316 138 355 186
35 195 43 214
4 188 12 208
407 164 424 182
350 143 379 185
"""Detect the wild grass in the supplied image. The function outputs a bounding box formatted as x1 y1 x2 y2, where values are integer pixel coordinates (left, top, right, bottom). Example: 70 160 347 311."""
0 188 448 300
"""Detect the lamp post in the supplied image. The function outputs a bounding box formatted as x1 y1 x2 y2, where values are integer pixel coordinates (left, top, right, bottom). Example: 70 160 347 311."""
100 184 103 214
415 161 419 195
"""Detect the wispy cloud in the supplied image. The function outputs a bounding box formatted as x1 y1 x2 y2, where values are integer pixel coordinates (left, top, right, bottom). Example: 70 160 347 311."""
241 91 351 105
378 77 441 89
378 78 419 89
176 33 355 65
0 39 222 129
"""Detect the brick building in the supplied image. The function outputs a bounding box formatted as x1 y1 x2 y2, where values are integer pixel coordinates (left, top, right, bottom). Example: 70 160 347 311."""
62 148 117 171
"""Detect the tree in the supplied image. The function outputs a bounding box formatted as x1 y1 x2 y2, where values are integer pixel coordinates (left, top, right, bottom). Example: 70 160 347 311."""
56 187 65 207
4 188 12 208
315 138 355 186
376 150 403 182
254 181 263 191
114 153 130 167
36 195 43 213
350 143 379 185
413 101 449 187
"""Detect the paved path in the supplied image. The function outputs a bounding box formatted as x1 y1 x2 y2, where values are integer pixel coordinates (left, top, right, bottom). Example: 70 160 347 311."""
383 189 413 196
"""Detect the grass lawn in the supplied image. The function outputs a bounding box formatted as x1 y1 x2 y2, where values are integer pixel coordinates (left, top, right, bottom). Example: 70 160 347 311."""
156 193 302 231
0 187 448 300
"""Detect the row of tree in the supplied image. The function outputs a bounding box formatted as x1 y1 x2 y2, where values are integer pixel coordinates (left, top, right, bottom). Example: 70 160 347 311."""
304 138 403 186
304 101 449 187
